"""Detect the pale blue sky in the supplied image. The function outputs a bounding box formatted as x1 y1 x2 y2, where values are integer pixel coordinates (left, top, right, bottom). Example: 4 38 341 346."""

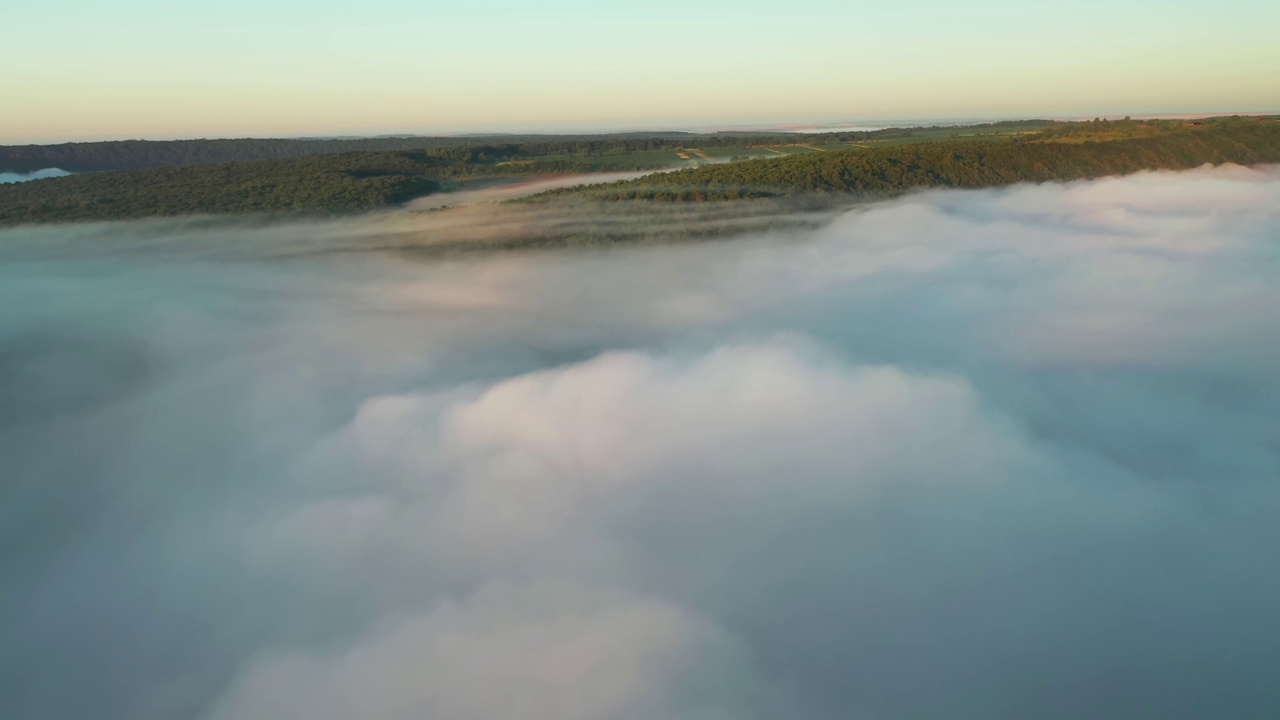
4 0 1278 143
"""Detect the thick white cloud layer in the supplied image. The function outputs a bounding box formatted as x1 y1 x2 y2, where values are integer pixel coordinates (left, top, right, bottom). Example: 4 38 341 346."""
2 164 1280 720
209 581 746 720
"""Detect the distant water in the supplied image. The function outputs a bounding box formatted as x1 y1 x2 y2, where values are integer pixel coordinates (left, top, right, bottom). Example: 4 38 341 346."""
0 168 73 184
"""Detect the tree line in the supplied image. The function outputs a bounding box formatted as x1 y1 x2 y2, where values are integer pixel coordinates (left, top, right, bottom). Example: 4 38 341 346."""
0 122 1059 173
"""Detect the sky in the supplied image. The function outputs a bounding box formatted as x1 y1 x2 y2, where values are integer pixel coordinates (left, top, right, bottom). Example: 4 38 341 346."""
4 0 1278 143
3 164 1280 718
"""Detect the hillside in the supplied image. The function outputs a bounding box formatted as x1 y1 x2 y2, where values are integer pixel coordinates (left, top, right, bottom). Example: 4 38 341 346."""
0 134 698 174
535 118 1280 203
0 152 446 225
3 118 1275 229
0 121 1055 174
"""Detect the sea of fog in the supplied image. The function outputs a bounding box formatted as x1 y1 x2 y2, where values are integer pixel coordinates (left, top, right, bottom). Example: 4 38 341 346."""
3 164 1280 720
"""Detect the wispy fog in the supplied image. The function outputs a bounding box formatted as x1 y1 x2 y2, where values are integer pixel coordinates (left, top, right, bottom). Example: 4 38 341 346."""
0 168 73 184
3 164 1280 720
406 171 662 209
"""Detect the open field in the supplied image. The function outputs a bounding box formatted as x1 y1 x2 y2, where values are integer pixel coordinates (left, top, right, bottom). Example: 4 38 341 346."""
695 147 780 161
513 149 692 170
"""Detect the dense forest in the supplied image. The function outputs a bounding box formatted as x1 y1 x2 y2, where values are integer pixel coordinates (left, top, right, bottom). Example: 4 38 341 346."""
0 145 678 225
0 134 661 174
0 121 1055 173
0 152 445 225
3 139 788 225
3 118 1275 228
536 119 1280 203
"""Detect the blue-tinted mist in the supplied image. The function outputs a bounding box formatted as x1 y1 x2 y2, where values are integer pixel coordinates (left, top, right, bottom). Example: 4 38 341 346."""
2 165 1279 720
0 168 74 184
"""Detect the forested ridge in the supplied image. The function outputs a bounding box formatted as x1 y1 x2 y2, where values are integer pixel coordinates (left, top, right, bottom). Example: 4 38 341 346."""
0 152 446 226
0 143 727 225
0 121 1054 173
537 119 1280 202
3 118 1275 228
0 120 1053 226
0 135 689 173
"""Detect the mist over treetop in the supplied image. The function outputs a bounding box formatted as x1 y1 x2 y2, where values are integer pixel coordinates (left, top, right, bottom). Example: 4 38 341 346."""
539 118 1280 202
3 117 1277 233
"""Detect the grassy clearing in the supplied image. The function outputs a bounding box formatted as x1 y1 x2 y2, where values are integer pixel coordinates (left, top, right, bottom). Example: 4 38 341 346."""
757 145 820 155
695 147 778 161
526 149 687 169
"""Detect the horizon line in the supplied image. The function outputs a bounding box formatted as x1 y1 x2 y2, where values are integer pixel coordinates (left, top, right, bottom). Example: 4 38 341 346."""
5 110 1277 147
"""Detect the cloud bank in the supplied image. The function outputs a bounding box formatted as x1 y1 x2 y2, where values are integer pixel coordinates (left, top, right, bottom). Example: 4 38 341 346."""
2 164 1279 720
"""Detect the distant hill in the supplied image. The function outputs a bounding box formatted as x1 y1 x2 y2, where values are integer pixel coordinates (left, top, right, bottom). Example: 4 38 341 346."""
0 135 680 174
0 122 1055 174
6 118 1272 230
